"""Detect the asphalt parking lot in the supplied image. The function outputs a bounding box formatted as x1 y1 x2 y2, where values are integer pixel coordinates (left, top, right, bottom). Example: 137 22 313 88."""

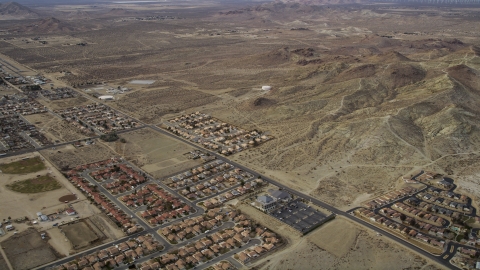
270 199 328 232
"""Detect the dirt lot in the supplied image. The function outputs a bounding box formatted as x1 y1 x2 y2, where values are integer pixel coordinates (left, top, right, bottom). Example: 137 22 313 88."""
100 128 201 179
0 166 70 221
0 250 11 270
0 156 45 174
307 218 358 258
58 194 76 203
235 202 303 243
60 220 101 249
40 142 117 170
112 87 219 124
4 35 86 49
1 2 480 269
0 153 88 226
47 212 123 256
23 112 88 143
6 174 62 193
36 95 92 110
1 228 60 270
250 217 447 270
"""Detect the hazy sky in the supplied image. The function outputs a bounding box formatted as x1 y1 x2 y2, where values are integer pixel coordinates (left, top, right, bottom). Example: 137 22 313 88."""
1 0 103 4
1 0 264 4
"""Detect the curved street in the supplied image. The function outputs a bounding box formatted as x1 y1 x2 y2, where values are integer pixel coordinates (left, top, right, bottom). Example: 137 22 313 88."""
11 92 469 270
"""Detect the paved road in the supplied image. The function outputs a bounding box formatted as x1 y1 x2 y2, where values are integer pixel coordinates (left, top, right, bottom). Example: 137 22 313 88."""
174 221 235 247
145 125 466 269
38 227 159 270
9 89 465 270
346 213 459 269
1 125 147 158
195 238 262 270
115 237 261 270
80 171 156 237
32 123 462 270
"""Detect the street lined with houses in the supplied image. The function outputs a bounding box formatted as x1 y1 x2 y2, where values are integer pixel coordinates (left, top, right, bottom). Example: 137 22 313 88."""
0 78 474 270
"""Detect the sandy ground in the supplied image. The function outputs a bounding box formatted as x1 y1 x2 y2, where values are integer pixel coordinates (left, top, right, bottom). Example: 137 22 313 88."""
235 202 303 242
0 152 106 243
0 243 13 270
0 153 85 223
98 127 202 179
0 152 124 257
36 95 92 111
46 212 124 257
250 217 447 270
61 221 98 248
307 218 357 258
88 213 124 240
23 112 88 143
47 227 71 256
1 228 59 270
40 142 117 170
1 3 480 270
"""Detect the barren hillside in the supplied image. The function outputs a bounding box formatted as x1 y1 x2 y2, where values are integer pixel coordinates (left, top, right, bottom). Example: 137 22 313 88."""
0 1 479 211
0 1 39 20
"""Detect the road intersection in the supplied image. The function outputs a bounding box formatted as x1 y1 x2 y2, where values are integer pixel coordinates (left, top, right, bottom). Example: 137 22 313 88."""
4 89 464 270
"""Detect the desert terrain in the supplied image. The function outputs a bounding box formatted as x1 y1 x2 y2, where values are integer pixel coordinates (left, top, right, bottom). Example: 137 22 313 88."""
0 152 125 267
23 112 89 142
251 217 445 270
98 127 202 178
0 153 82 220
235 201 446 269
39 141 117 170
0 0 480 269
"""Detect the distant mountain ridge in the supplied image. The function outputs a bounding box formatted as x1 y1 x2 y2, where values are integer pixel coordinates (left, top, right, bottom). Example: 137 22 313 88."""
0 1 39 19
29 17 75 32
9 17 78 33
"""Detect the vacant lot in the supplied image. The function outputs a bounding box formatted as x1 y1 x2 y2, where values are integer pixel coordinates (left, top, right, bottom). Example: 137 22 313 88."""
24 112 88 143
252 217 444 270
103 128 201 178
7 174 62 193
0 154 88 225
113 88 219 124
1 228 60 270
0 156 45 174
40 142 117 170
0 251 10 270
36 95 92 110
60 220 100 249
307 218 357 257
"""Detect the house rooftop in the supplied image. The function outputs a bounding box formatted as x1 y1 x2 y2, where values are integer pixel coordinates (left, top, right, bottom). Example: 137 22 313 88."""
268 189 290 200
257 195 274 204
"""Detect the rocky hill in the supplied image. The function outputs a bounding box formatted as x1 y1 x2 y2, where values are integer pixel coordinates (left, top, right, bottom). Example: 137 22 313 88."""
103 8 136 17
220 35 480 207
0 1 39 19
11 17 76 33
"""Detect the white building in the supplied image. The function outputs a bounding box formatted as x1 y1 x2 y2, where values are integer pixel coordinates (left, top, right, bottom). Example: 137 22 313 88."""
98 95 114 100
256 195 276 212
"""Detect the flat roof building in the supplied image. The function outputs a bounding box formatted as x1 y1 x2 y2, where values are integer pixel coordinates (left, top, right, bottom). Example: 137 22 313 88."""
268 189 291 202
256 195 276 212
98 95 114 100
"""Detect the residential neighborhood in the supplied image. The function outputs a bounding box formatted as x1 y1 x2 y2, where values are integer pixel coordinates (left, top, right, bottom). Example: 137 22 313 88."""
163 112 271 156
55 103 141 135
353 171 480 263
51 234 163 270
